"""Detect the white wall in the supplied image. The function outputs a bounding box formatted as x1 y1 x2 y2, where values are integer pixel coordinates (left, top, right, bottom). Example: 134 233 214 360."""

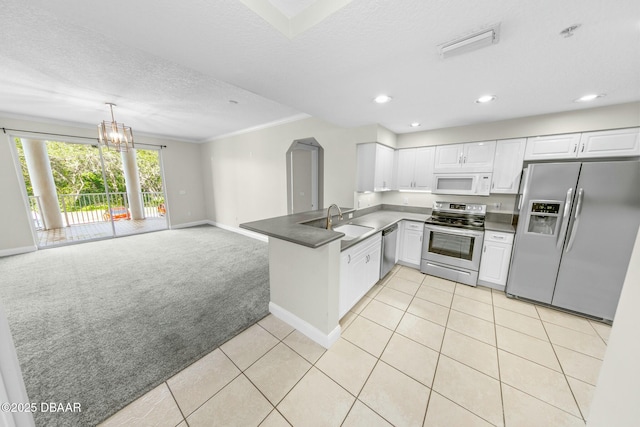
397 102 640 148
382 192 516 215
587 226 640 426
0 116 206 255
201 117 381 228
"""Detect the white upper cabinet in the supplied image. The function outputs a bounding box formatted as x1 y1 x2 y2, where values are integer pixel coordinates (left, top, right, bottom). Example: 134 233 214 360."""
434 141 496 173
463 141 497 172
357 143 395 192
578 128 640 158
524 133 582 160
434 144 463 172
396 147 435 191
491 138 526 194
525 129 640 161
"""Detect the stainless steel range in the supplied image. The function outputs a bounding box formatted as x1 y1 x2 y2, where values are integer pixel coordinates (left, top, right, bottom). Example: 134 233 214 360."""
420 201 486 286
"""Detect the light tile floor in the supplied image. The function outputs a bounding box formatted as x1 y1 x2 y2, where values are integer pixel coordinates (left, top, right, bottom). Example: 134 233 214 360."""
99 265 610 427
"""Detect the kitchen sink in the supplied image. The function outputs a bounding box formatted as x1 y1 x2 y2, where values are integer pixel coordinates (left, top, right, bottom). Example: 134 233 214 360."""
333 224 373 240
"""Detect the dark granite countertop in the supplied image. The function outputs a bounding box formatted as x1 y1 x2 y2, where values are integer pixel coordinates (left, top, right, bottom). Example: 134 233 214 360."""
240 207 355 248
484 221 515 234
240 206 429 250
339 210 428 250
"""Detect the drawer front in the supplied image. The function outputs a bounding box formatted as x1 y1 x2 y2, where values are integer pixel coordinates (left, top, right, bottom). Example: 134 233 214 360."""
404 221 424 231
484 231 514 245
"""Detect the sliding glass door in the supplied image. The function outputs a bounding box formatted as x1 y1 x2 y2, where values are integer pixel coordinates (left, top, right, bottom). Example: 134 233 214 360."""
105 147 167 237
14 137 168 247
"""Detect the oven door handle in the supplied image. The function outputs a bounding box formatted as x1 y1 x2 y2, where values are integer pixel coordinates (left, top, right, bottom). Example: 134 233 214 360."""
424 224 484 238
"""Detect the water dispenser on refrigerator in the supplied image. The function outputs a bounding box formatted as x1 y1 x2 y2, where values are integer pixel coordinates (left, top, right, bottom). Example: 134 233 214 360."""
524 201 561 236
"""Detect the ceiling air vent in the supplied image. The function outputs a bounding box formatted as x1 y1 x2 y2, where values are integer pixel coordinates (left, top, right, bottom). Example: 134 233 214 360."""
438 23 501 59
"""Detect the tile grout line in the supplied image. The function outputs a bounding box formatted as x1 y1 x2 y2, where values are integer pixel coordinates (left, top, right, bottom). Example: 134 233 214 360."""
438 283 505 426
537 308 589 422
420 275 457 427
228 322 305 427
164 381 189 426
491 289 507 427
340 267 425 426
351 268 425 426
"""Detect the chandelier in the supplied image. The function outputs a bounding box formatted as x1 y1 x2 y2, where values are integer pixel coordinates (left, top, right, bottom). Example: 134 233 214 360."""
98 103 134 152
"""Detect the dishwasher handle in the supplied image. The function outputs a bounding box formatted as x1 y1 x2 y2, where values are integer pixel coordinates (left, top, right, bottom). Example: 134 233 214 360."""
382 223 398 236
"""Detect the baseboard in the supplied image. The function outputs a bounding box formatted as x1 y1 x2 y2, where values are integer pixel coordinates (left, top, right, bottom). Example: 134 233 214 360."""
0 245 37 258
209 221 268 243
170 220 210 230
397 260 420 270
476 280 505 292
269 302 340 349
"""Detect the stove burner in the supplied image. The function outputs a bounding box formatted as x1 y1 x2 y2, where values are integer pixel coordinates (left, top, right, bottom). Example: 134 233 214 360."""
426 201 487 230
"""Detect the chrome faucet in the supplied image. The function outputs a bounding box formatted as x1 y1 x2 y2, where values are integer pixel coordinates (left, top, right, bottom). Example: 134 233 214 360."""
326 204 343 230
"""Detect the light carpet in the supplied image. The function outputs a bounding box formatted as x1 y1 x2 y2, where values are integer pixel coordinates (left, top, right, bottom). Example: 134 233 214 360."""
0 225 269 426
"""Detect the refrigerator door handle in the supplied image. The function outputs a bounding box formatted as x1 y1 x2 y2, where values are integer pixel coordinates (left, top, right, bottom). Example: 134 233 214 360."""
556 187 574 249
518 167 530 211
565 188 584 253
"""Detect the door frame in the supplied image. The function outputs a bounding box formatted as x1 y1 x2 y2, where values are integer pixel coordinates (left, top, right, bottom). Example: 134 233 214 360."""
286 138 324 214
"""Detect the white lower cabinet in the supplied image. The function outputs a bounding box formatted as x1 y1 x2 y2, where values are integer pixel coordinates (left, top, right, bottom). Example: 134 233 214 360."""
339 232 382 318
478 231 514 290
398 221 423 268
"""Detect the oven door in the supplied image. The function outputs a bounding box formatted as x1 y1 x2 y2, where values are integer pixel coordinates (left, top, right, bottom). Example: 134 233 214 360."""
422 224 484 271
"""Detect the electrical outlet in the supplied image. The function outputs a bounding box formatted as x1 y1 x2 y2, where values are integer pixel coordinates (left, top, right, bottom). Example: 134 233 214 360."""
348 213 353 219
403 197 409 205
493 202 502 209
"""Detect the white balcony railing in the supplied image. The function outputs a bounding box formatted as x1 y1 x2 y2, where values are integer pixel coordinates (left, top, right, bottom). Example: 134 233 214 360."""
29 192 166 229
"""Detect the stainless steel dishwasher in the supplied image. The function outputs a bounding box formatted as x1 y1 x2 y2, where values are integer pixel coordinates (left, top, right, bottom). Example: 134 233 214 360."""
380 223 398 278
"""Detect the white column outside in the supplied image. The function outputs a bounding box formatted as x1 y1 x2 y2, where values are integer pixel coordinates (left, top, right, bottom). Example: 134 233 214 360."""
21 138 64 229
121 149 144 220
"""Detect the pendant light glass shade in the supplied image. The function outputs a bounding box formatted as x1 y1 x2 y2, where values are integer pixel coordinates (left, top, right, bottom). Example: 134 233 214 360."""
98 103 134 152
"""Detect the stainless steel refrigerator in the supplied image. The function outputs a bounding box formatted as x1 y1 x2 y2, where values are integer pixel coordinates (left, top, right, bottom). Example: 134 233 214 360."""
506 160 640 321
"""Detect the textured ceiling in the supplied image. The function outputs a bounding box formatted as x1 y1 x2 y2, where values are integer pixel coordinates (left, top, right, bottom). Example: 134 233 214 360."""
0 0 638 142
267 0 319 18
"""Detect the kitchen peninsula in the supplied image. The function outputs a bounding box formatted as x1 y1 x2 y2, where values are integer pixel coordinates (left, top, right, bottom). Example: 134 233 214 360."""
241 206 429 348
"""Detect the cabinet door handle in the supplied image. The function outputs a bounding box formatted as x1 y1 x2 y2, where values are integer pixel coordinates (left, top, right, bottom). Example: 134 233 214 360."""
580 143 585 153
463 155 467 163
491 182 495 189
573 143 577 153
458 153 463 164
483 245 486 253
348 254 351 264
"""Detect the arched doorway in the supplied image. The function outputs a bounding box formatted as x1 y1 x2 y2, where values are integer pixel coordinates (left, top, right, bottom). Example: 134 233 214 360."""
286 138 324 214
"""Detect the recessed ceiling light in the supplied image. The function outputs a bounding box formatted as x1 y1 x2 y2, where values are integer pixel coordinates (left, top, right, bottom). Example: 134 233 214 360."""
410 122 421 128
374 94 393 104
475 95 496 104
574 93 606 102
